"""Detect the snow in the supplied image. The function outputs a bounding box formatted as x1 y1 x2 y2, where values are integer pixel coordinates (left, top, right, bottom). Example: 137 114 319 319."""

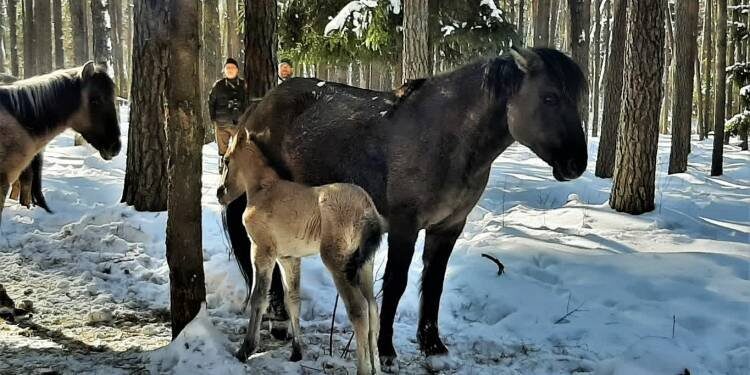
324 1 377 37
1 104 748 374
480 0 503 20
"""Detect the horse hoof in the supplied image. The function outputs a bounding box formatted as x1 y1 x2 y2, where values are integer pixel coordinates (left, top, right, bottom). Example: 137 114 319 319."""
289 350 302 362
234 350 248 363
379 355 399 373
425 353 459 372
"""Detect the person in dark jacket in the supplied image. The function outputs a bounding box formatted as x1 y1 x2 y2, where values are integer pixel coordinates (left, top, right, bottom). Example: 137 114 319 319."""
209 58 246 172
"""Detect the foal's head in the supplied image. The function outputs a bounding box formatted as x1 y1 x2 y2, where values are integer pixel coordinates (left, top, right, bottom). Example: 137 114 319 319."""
72 62 121 160
489 47 588 181
217 130 278 205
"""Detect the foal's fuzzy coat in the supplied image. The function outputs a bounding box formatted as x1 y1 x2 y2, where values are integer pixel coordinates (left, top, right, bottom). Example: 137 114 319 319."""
218 131 384 375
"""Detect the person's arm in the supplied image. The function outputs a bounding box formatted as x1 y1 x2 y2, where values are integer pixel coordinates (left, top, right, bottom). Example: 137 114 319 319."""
208 83 217 121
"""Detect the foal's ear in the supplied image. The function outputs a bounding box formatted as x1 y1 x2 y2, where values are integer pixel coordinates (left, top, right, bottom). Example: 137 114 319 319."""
82 61 97 80
509 47 542 74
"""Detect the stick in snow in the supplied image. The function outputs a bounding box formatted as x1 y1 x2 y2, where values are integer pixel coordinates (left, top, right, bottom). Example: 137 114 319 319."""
481 253 505 275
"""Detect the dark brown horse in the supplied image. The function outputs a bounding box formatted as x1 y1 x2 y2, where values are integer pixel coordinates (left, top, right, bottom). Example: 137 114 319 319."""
224 47 587 369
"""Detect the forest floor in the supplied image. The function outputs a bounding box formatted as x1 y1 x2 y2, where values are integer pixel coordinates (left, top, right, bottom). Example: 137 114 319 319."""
1 106 748 375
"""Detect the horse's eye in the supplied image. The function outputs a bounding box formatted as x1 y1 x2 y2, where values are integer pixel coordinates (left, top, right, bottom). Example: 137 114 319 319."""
543 94 559 106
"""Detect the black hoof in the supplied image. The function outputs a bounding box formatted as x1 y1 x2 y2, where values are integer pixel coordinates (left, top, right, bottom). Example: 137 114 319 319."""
380 355 399 373
377 336 397 358
235 350 248 363
289 349 302 362
418 330 449 356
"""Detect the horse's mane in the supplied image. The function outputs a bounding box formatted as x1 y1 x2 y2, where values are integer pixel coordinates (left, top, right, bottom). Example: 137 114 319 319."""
0 67 83 136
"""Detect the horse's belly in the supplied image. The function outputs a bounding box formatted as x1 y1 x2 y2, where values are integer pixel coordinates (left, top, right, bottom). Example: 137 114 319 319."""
276 236 319 258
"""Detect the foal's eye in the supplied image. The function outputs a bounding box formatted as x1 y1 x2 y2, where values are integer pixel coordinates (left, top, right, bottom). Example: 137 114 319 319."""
542 94 560 106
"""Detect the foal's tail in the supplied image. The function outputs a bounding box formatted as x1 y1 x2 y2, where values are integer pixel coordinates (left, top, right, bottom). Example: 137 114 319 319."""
31 153 51 213
345 212 385 283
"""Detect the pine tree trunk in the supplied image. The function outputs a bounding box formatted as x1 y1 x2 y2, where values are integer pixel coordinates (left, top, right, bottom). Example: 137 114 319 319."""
22 0 34 77
711 0 727 176
243 0 277 98
165 0 206 339
109 0 125 96
701 0 713 140
660 4 674 135
403 0 431 80
202 0 221 144
518 0 525 43
595 0 626 178
609 0 665 214
533 0 551 47
34 0 52 74
91 0 112 68
591 0 601 137
0 0 7 72
69 0 88 65
728 0 739 116
549 0 559 48
52 0 62 68
225 0 240 60
668 0 699 174
695 53 703 140
122 0 169 212
8 0 17 76
567 0 590 137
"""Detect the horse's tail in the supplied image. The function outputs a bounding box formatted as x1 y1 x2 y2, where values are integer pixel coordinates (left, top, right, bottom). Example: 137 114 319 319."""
345 211 384 283
222 194 253 303
31 153 51 213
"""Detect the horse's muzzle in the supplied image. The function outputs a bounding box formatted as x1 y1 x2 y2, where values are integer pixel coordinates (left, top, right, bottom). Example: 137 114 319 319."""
553 158 587 181
217 186 227 204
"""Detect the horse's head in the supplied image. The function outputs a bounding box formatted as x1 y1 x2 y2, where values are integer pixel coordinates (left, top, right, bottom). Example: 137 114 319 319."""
501 47 588 181
217 130 278 205
73 62 121 160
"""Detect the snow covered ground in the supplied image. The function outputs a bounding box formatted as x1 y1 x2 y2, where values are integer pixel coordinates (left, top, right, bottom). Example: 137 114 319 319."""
1 105 748 374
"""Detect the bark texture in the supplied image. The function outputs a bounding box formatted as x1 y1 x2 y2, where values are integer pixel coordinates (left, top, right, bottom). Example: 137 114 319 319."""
609 0 665 214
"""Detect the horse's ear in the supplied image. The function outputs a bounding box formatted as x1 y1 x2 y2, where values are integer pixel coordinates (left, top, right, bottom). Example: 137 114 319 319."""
509 47 542 74
82 61 96 80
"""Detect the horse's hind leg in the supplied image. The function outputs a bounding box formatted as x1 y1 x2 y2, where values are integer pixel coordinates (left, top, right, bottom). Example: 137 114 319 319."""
17 166 33 208
0 174 9 225
236 244 276 362
322 248 374 375
357 259 381 374
277 257 303 361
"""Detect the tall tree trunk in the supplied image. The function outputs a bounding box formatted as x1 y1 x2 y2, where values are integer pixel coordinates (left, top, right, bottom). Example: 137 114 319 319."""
91 0 112 68
35 0 52 74
695 53 703 140
660 3 674 135
668 0 699 174
22 0 34 77
711 0 727 176
122 0 169 212
728 0 739 116
591 0 601 137
567 0 590 137
165 0 206 339
202 0 221 143
109 0 125 96
533 0 552 47
225 0 240 60
403 0 431 80
244 0 277 98
69 0 88 66
549 0 559 48
8 0 17 76
701 0 713 140
52 0 62 68
610 0 665 214
595 0 626 178
518 0 525 43
0 0 7 72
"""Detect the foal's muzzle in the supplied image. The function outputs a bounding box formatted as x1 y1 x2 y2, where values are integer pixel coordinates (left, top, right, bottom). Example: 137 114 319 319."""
217 186 227 204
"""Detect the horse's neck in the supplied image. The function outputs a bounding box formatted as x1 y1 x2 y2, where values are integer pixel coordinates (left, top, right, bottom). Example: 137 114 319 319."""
32 125 69 152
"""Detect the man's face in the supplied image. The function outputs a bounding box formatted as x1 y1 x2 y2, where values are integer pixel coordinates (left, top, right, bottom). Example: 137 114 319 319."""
225 64 239 79
278 63 293 79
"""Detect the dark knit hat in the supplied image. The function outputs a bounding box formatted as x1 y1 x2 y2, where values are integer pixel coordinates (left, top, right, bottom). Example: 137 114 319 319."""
225 58 239 68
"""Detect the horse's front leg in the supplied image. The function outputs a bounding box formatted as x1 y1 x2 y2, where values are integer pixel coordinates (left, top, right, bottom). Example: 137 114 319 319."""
377 215 418 370
418 220 465 357
236 244 276 362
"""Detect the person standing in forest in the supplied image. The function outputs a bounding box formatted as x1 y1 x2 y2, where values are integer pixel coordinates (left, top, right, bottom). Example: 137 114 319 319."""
208 58 246 173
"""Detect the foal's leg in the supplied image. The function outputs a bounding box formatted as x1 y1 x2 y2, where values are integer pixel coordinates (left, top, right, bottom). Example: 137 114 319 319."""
277 257 303 361
377 216 418 368
418 221 465 357
236 244 276 361
357 259 381 374
327 269 373 375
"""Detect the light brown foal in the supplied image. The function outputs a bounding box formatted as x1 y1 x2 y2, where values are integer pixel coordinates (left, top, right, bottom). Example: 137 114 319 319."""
217 130 384 375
